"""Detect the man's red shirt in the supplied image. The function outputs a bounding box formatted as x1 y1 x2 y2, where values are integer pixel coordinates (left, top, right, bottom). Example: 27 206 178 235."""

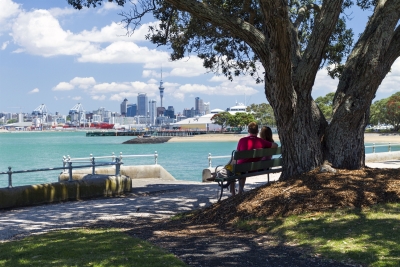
236 135 273 164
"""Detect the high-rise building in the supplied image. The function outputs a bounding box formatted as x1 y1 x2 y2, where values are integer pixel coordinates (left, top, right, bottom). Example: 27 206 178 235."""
120 98 128 116
165 106 175 119
195 97 204 115
183 108 195 118
149 100 157 125
127 104 137 117
203 102 210 114
137 93 148 116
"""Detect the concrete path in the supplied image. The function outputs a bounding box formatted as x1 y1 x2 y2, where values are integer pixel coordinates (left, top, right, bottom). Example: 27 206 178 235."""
0 160 399 242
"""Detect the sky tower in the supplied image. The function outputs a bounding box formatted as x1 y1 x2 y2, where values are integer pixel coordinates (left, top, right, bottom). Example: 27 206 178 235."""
159 69 164 108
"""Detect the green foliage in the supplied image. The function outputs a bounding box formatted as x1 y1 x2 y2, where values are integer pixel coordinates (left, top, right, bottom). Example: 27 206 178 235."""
210 111 232 131
369 92 400 130
228 112 255 131
315 92 335 121
246 103 275 126
386 94 400 131
0 228 187 267
6 119 17 124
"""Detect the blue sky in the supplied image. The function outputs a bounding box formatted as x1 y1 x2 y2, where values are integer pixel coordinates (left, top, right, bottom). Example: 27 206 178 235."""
0 0 398 116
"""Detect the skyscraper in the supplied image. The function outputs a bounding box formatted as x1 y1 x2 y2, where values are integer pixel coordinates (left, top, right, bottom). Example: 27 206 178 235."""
137 93 148 116
195 97 204 116
159 70 164 108
149 100 157 125
120 98 128 116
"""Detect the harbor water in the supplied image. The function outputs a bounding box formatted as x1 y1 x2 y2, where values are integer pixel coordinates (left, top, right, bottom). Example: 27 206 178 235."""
0 131 238 188
0 131 398 188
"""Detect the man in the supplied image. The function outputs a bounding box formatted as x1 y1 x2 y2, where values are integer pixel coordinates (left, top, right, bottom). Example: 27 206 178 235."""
231 122 278 196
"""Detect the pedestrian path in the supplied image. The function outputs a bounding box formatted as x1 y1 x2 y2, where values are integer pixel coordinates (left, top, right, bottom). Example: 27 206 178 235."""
0 160 398 242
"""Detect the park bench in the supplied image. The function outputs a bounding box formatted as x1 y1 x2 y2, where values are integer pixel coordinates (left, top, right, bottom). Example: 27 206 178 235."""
213 147 282 201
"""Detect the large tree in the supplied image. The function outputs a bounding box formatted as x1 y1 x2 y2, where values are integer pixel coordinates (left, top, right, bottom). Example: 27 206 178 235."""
69 0 400 179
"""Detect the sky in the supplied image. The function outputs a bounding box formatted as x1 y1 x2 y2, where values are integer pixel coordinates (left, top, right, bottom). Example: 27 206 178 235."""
0 0 399 116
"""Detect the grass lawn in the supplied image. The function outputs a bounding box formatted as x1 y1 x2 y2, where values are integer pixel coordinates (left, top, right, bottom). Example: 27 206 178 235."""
0 228 187 267
235 203 400 267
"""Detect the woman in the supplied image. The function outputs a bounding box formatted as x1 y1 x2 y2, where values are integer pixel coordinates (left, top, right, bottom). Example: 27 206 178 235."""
260 126 274 143
260 126 277 160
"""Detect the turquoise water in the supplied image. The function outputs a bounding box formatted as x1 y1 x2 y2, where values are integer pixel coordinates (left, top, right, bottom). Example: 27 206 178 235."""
0 132 398 188
0 131 238 187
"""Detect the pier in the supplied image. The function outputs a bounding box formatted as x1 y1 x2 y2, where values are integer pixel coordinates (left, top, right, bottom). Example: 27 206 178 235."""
86 130 211 137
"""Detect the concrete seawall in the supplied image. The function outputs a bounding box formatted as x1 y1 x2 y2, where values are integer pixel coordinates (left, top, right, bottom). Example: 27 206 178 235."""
365 151 400 163
0 165 175 210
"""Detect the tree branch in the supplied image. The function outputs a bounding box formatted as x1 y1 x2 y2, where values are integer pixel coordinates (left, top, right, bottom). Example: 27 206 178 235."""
293 4 321 28
164 0 267 61
293 0 343 95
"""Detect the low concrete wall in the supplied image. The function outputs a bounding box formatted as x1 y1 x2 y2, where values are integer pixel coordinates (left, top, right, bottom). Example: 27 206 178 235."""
0 175 132 210
365 151 400 163
59 165 176 181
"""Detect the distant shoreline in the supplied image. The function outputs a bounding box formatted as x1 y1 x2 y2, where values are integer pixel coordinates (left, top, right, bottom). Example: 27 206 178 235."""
0 129 398 143
168 133 400 143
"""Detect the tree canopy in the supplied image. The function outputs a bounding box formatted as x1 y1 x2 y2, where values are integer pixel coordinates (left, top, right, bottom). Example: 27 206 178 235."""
69 0 400 179
246 103 275 126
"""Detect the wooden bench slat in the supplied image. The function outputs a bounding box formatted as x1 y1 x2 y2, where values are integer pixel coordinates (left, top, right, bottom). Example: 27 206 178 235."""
233 147 281 160
233 158 282 173
215 167 283 182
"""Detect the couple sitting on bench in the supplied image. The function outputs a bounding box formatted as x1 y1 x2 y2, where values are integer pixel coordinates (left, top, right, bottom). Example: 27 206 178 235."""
228 122 278 196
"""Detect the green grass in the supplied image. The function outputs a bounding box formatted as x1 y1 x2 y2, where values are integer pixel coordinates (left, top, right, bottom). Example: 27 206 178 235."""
235 203 400 267
0 228 187 267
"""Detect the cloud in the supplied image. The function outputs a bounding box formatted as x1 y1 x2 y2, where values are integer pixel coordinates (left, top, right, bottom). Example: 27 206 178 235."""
0 0 21 32
48 7 78 18
1 41 8 50
28 88 39 94
379 58 400 94
72 96 82 100
70 77 96 89
312 67 339 98
92 95 106 101
78 41 169 63
53 82 74 91
12 9 97 57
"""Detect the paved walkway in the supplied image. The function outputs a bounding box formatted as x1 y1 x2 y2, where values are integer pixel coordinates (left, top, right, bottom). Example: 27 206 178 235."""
0 160 398 243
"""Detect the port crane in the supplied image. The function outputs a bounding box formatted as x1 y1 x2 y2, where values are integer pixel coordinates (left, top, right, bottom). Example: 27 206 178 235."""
69 103 86 126
32 104 48 124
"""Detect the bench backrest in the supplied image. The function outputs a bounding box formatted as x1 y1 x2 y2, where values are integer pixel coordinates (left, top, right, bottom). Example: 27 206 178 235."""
232 147 282 173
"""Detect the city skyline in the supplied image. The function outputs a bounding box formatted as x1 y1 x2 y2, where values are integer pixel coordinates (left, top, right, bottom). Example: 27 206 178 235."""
1 0 399 115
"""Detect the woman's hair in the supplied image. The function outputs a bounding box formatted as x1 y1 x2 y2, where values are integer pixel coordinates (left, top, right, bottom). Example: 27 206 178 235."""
260 126 274 142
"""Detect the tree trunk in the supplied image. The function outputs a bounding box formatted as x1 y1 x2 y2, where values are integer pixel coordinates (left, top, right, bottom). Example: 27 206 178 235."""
266 81 324 180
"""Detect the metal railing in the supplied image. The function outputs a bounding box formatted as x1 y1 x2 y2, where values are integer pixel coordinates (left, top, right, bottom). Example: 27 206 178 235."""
1 151 158 189
365 143 400 153
208 143 400 168
207 153 231 168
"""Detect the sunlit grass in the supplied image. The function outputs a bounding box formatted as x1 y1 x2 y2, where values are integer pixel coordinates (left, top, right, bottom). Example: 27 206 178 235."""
235 203 400 267
0 228 187 267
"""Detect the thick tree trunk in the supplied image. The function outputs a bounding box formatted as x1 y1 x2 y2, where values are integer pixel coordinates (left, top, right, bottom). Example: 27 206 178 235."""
277 103 324 180
266 81 324 180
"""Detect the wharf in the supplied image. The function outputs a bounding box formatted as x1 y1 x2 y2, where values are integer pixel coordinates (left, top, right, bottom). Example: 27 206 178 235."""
86 130 210 137
86 131 146 137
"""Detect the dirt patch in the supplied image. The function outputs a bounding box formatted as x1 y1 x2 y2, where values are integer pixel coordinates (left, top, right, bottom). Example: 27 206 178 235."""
187 167 400 226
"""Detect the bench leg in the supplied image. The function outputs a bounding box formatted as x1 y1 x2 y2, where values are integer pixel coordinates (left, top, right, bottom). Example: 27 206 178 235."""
217 181 224 201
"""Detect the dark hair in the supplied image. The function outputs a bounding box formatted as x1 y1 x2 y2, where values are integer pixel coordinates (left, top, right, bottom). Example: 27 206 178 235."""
247 122 259 134
260 126 274 142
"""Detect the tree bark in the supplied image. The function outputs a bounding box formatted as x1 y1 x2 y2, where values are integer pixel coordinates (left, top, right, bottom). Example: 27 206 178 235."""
325 0 400 169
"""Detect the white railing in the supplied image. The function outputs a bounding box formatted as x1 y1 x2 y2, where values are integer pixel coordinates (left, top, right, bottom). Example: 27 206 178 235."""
208 143 400 168
207 153 231 168
1 151 159 188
